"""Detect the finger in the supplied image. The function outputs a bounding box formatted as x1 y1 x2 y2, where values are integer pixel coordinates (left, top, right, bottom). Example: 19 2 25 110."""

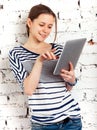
44 51 56 60
61 69 69 75
60 70 70 78
48 49 57 59
45 51 53 59
69 62 74 71
50 52 56 59
41 53 48 59
60 69 74 81
51 48 56 53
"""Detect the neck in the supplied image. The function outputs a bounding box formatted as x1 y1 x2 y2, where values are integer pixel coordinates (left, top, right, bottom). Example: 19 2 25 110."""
23 37 51 54
25 37 43 49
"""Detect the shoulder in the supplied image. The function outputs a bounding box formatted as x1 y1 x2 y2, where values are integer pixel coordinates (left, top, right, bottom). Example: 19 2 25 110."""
9 46 24 60
9 46 21 53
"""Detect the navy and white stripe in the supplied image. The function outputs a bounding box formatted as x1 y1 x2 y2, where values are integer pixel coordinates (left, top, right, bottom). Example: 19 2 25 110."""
9 43 81 125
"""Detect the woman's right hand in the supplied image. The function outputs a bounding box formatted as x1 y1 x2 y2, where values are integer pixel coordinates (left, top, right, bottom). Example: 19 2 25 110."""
37 49 57 62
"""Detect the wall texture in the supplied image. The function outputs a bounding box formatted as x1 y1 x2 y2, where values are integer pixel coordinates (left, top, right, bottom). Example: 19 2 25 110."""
0 0 97 130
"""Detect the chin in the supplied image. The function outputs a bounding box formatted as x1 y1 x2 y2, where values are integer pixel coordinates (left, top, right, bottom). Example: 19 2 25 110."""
38 38 46 42
36 39 43 43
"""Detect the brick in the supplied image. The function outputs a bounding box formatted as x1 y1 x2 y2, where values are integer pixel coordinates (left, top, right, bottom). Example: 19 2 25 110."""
0 83 23 94
0 106 27 117
7 117 31 129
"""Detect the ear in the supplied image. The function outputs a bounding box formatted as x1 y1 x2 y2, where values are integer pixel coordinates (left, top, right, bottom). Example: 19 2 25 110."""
26 18 32 28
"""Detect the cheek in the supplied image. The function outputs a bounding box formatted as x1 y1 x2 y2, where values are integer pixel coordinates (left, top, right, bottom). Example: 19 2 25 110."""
46 27 52 33
48 29 52 35
30 27 38 34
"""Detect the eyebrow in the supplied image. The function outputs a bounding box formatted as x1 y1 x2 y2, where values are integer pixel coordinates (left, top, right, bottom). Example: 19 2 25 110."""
40 22 53 26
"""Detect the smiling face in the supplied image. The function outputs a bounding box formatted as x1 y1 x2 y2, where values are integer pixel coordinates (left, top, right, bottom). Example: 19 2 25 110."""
27 14 55 42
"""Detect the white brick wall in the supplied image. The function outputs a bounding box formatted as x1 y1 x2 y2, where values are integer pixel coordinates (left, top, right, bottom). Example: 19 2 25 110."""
0 0 97 129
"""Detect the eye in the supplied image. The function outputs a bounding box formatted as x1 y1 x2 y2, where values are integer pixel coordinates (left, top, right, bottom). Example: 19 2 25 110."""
48 25 53 29
39 24 44 27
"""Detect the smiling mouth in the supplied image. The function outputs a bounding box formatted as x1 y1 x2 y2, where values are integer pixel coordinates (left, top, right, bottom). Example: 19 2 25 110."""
40 33 47 38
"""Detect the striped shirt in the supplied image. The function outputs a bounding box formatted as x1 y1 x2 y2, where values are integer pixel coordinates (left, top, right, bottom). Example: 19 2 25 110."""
9 43 81 125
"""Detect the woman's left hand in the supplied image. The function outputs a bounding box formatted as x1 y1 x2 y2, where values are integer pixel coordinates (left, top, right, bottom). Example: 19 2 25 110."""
60 62 76 90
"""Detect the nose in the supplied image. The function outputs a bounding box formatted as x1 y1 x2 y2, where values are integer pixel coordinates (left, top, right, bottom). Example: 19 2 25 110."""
43 26 49 33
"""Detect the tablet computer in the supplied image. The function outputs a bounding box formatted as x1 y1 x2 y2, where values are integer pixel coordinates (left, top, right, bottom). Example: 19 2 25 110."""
53 38 86 75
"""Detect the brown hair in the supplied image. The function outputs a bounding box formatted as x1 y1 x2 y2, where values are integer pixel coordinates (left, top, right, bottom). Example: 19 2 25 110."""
26 4 57 42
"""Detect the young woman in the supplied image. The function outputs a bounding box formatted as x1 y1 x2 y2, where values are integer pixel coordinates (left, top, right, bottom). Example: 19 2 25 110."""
9 4 82 130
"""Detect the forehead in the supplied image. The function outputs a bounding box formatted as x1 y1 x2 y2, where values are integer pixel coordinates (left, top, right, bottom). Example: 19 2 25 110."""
34 14 55 23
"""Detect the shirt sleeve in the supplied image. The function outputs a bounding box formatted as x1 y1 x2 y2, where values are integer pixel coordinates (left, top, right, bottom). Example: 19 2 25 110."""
9 49 28 89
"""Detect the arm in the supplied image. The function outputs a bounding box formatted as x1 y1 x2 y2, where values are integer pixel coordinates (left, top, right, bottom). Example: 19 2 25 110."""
23 58 43 96
24 49 57 96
